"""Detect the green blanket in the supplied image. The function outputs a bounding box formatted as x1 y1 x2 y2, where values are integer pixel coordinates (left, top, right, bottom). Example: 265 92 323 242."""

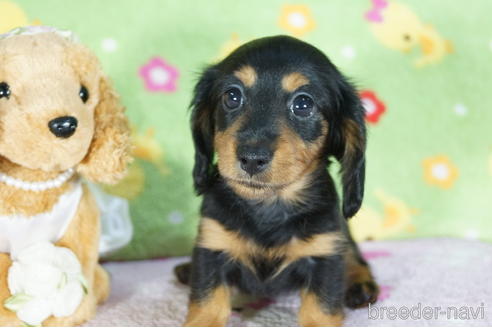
2 0 491 259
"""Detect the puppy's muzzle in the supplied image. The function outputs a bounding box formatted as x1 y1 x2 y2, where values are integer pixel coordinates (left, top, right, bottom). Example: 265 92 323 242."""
48 116 78 138
237 144 272 176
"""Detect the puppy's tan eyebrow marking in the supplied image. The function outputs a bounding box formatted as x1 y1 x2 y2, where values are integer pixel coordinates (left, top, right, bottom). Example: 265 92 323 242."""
281 72 309 92
234 65 257 87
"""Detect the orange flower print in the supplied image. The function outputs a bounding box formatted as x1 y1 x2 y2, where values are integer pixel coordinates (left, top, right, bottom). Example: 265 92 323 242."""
278 5 316 37
215 33 244 61
423 155 458 189
0 1 28 33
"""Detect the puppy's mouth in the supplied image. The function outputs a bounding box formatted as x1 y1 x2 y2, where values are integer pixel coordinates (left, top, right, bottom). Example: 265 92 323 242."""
224 176 289 191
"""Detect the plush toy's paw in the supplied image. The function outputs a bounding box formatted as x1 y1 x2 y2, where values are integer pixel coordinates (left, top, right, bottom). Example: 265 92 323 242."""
345 280 379 309
174 262 192 285
95 265 111 303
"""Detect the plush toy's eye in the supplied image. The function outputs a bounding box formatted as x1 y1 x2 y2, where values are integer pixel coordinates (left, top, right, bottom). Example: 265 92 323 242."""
0 82 11 100
79 85 89 103
223 87 243 110
291 94 314 117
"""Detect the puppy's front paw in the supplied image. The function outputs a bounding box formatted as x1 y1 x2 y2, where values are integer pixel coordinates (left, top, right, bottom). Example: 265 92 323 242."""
345 280 379 309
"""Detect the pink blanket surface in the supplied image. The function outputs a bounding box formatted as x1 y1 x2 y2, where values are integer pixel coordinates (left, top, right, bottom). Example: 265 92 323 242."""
86 238 492 326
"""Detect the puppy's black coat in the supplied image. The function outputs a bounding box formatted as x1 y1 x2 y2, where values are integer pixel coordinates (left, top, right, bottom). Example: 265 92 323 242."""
178 35 378 326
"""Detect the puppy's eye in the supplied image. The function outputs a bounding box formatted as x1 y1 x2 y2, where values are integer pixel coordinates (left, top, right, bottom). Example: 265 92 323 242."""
223 87 243 110
0 82 11 100
291 94 314 117
79 85 89 103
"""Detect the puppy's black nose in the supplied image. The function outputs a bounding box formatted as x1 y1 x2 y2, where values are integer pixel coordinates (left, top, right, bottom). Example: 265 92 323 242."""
237 146 272 176
48 116 78 138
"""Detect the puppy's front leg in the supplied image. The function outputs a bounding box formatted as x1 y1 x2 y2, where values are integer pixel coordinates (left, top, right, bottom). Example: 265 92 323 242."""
345 238 379 309
298 255 345 327
184 248 231 327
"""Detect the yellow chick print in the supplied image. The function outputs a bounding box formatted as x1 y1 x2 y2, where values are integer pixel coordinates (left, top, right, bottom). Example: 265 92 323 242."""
215 33 244 62
349 190 417 241
365 0 452 67
103 162 145 200
0 1 40 33
132 127 168 174
103 127 167 199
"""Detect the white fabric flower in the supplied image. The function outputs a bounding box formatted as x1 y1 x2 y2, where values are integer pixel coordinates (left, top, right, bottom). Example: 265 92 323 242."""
4 242 87 326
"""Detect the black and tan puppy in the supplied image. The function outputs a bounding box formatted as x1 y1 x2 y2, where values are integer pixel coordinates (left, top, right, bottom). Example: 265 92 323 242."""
176 35 378 327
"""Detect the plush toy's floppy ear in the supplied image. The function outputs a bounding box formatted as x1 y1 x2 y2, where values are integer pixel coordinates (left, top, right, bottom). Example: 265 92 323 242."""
190 67 218 194
77 76 131 184
329 78 367 219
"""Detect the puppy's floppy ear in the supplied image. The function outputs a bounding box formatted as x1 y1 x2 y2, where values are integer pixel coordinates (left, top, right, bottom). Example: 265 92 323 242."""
190 67 218 194
77 75 132 184
329 78 367 219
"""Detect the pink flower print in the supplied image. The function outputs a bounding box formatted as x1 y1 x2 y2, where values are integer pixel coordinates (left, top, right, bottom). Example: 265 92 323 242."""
139 57 179 92
365 0 388 23
378 285 392 301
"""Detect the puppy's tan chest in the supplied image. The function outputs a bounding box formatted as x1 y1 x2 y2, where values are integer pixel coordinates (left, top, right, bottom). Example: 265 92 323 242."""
198 218 342 274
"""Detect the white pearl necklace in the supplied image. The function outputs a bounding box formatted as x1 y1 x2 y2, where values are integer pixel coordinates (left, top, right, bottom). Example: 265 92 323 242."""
0 168 75 192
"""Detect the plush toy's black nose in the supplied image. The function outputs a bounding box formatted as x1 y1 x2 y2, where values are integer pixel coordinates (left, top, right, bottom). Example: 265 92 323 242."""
48 116 78 138
237 146 272 176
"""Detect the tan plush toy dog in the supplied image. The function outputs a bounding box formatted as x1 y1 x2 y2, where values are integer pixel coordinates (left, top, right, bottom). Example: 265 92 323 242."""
0 26 131 326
